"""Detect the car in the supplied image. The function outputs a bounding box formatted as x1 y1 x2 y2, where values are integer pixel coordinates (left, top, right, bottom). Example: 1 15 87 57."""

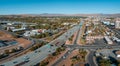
68 51 70 54
65 35 67 38
50 45 53 46
24 56 29 60
55 42 59 46
38 50 41 52
85 63 89 66
24 59 29 62
108 47 112 49
56 42 59 44
15 61 26 66
62 56 66 59
35 51 37 53
68 48 70 50
13 61 18 64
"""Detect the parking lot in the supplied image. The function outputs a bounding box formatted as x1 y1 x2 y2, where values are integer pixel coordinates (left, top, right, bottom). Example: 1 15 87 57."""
92 39 119 46
0 40 18 47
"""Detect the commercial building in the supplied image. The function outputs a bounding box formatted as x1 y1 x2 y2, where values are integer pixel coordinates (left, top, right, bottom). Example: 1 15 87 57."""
115 51 120 58
24 29 47 37
115 20 120 29
104 36 113 44
103 21 110 25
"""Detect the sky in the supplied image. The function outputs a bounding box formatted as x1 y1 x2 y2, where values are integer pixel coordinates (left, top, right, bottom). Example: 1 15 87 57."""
0 0 120 15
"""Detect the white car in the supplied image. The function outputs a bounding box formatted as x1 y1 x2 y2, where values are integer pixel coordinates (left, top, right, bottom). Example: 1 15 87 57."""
62 56 66 59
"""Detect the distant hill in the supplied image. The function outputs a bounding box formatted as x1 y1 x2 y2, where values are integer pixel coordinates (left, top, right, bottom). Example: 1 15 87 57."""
20 13 120 17
1 13 120 17
20 13 103 16
100 14 120 17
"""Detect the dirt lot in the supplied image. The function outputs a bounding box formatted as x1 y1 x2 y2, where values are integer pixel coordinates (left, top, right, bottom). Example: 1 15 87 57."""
57 49 79 66
57 49 86 66
16 38 31 48
0 31 14 40
0 31 31 48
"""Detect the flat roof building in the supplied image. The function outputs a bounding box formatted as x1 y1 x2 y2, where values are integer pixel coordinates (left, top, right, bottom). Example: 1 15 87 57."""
115 18 120 29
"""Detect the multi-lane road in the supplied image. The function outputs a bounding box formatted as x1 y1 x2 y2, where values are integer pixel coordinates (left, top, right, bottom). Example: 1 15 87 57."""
1 22 81 66
51 21 84 66
66 44 120 49
51 44 120 66
0 25 49 64
73 21 83 44
51 21 120 66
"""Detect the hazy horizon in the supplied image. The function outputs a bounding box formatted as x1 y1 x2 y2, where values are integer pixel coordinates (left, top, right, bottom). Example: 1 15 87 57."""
0 0 120 15
1 13 120 15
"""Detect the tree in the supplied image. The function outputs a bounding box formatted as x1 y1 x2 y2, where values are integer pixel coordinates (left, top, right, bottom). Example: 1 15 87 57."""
0 53 9 59
39 61 49 66
118 63 120 66
11 48 17 53
99 59 111 66
4 50 10 54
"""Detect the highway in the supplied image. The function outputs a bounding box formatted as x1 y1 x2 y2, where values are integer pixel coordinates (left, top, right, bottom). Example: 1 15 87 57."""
73 21 83 44
23 22 81 66
0 40 34 64
1 44 57 66
1 22 81 66
76 21 84 45
0 25 48 63
51 21 84 66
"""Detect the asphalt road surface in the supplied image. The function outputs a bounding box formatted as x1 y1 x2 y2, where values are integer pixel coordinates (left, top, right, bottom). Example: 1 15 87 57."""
52 22 84 66
87 51 96 66
66 44 120 49
1 22 81 66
